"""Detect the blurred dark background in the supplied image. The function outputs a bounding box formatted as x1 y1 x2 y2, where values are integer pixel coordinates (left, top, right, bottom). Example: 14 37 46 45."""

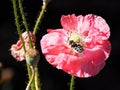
0 0 120 90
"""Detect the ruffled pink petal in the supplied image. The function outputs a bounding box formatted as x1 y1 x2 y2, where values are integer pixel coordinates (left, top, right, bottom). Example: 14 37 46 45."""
10 31 36 61
84 40 111 65
62 56 105 77
22 31 36 43
93 15 110 39
99 40 111 59
40 29 70 55
49 47 107 77
10 40 25 61
77 14 95 35
44 52 105 77
78 14 110 44
61 14 78 31
83 48 106 66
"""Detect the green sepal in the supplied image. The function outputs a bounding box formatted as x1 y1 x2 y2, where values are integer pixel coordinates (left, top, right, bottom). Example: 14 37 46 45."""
25 49 40 67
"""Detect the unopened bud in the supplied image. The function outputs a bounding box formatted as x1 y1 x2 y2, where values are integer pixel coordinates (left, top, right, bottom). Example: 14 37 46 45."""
25 48 40 67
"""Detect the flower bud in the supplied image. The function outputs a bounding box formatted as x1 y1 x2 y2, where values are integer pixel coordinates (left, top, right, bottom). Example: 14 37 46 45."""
25 48 40 67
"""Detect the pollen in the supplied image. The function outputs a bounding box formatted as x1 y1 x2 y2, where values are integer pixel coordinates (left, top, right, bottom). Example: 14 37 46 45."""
69 33 80 43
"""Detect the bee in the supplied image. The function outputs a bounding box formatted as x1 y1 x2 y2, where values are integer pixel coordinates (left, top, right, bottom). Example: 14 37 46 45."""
69 40 84 53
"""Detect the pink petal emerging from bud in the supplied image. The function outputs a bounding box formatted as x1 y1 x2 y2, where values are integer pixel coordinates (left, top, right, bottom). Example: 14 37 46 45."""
22 31 36 43
10 31 36 61
40 14 111 78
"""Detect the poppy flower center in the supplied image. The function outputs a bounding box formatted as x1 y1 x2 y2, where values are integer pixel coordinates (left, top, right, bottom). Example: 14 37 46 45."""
67 32 84 53
69 33 80 43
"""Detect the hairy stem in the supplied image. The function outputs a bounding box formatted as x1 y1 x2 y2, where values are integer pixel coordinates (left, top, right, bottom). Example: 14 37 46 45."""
26 66 35 90
35 67 41 90
18 0 33 48
12 0 26 52
33 1 47 35
26 64 35 90
12 1 34 90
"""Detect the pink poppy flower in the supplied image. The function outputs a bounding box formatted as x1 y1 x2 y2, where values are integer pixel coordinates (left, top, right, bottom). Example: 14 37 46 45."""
40 14 111 78
10 31 36 61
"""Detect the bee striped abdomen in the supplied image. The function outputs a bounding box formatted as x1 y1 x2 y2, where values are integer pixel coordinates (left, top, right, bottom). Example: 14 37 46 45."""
69 40 84 53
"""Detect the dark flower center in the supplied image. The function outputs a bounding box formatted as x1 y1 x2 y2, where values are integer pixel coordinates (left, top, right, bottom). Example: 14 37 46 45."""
68 33 84 53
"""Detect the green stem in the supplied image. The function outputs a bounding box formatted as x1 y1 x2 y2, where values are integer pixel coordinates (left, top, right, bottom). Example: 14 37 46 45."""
26 63 34 90
12 0 26 53
35 67 41 90
26 64 31 80
12 1 34 89
33 1 47 35
18 0 33 48
26 66 35 90
70 75 75 90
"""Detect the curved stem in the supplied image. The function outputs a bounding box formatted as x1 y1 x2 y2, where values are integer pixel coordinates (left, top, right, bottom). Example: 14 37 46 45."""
26 66 35 90
18 0 33 48
26 62 35 90
26 64 31 80
35 67 41 90
70 75 75 90
12 0 26 53
33 1 47 35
